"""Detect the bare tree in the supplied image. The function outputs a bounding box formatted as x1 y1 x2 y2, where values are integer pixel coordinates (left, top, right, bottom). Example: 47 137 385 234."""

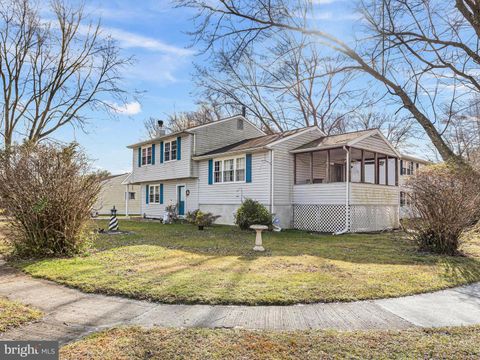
442 96 480 161
195 52 287 133
143 102 223 138
0 0 130 149
347 110 415 150
175 0 478 163
272 36 370 134
195 33 371 134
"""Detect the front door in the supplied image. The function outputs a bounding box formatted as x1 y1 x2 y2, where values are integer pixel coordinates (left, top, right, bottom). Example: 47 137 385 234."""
177 185 185 216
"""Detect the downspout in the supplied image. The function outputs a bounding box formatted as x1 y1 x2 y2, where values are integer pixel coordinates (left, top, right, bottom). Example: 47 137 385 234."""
334 146 350 235
270 149 274 214
125 184 129 217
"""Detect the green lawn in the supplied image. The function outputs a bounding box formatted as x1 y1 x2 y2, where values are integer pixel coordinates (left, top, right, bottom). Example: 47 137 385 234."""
0 297 42 332
61 326 480 359
8 220 480 305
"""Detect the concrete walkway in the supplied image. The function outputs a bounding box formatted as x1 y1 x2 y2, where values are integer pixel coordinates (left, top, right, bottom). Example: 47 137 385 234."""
1 259 480 345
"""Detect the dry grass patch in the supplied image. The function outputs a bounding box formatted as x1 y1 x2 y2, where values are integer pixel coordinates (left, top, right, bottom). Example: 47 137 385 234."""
0 297 42 332
8 220 480 305
61 326 480 359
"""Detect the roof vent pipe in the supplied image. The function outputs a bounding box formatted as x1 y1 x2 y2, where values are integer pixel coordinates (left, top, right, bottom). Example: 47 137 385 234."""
241 106 246 117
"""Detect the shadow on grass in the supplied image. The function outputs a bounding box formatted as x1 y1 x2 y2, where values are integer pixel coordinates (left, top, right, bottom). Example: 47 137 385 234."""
439 257 480 284
89 220 480 268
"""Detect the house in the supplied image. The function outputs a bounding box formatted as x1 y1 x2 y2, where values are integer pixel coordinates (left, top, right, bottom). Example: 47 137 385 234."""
93 173 141 216
398 154 431 219
125 115 405 232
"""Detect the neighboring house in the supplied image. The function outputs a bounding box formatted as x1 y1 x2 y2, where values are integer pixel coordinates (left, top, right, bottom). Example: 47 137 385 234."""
398 154 431 219
125 115 405 232
93 173 141 216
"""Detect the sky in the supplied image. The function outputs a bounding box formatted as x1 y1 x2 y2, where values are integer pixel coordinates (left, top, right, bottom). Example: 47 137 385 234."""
51 0 369 173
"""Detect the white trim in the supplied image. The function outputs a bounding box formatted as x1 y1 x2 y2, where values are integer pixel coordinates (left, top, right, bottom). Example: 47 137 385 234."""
270 149 274 214
176 183 187 217
349 129 401 158
163 139 178 163
148 184 161 204
212 155 246 184
120 173 133 185
141 145 154 166
266 126 325 148
192 147 267 161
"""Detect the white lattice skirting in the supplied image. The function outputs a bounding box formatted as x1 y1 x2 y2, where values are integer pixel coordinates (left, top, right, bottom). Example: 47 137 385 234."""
293 204 399 233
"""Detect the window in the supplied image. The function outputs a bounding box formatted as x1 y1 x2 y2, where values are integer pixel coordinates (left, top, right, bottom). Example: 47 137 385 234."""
214 156 246 183
408 161 414 175
400 191 406 207
171 140 177 160
236 157 245 181
401 161 414 175
164 142 170 162
128 192 135 200
164 140 177 162
142 146 152 165
237 118 244 130
149 185 160 204
214 161 222 183
223 159 234 182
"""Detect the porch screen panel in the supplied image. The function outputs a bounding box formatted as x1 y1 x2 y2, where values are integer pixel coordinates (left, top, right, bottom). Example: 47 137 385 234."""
328 148 346 183
364 151 375 184
387 157 396 185
378 155 387 185
312 151 327 183
350 148 362 183
295 152 311 184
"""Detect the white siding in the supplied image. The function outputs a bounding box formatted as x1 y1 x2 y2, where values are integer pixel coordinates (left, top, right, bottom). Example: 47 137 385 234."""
293 183 347 205
294 183 399 206
272 128 325 206
141 179 199 218
350 183 399 205
198 151 271 206
192 116 264 155
131 134 193 183
354 134 397 157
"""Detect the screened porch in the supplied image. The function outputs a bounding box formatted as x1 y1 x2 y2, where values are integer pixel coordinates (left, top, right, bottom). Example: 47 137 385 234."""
291 146 400 233
293 147 399 186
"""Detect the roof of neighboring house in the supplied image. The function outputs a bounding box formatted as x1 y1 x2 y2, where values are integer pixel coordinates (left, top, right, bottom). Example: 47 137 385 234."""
193 126 320 159
126 115 264 149
400 153 432 164
292 129 379 152
103 173 129 181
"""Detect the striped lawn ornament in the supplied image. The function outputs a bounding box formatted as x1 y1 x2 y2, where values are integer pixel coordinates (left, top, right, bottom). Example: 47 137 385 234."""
109 206 119 231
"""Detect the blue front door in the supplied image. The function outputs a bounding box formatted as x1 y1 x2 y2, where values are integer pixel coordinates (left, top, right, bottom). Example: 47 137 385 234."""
177 186 185 216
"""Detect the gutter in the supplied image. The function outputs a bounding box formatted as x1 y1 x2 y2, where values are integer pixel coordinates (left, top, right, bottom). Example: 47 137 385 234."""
334 146 350 235
192 146 269 161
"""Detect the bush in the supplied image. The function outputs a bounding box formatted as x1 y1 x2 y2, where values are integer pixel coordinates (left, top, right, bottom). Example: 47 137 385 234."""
234 198 272 230
0 143 103 257
406 162 480 255
186 209 220 229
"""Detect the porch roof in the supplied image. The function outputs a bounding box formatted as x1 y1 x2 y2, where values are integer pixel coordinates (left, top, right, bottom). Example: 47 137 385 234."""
292 129 376 152
291 128 401 157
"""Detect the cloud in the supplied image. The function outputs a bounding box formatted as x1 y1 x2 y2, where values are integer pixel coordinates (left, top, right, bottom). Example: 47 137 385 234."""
110 101 142 115
312 12 333 20
103 27 194 57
